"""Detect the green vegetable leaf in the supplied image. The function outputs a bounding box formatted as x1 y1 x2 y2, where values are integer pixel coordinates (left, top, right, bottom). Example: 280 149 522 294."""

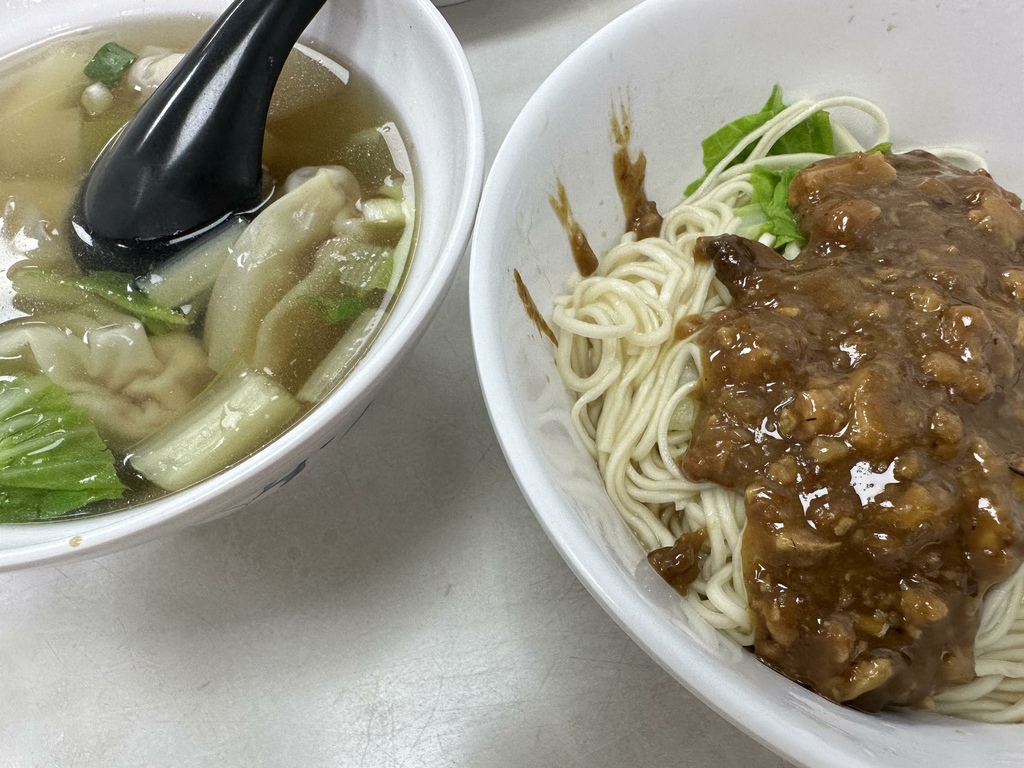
748 165 805 247
74 271 189 335
310 294 366 325
0 376 124 522
300 244 395 326
84 42 138 88
685 85 834 196
770 110 834 157
685 88 782 196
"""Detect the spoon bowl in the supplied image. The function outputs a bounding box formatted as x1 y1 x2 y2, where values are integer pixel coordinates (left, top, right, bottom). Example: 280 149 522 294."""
69 0 328 273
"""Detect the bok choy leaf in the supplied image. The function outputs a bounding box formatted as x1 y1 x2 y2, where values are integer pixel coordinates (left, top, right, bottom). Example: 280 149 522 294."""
31 270 191 335
0 375 124 522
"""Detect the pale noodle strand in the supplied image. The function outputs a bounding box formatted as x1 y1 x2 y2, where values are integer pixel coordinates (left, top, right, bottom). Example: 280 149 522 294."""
553 202 750 629
932 566 1024 721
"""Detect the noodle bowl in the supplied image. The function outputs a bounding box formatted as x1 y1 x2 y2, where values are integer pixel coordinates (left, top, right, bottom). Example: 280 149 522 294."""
471 0 1024 763
550 96 1024 721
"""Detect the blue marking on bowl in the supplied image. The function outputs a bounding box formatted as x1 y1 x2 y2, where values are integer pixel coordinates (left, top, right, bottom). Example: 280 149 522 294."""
261 460 307 495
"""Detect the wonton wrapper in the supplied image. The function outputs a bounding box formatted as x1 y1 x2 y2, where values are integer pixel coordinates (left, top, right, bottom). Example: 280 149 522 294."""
0 313 213 451
251 236 376 392
203 167 360 372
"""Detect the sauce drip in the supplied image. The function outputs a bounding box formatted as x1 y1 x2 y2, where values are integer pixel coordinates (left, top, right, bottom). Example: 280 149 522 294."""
611 105 663 240
682 151 1024 710
514 268 557 345
549 180 598 277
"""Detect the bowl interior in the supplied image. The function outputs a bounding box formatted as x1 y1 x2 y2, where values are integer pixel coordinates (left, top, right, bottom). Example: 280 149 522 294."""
0 0 482 568
470 0 1024 765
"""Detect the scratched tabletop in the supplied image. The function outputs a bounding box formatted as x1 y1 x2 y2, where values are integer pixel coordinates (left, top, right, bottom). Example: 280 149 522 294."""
0 2 792 766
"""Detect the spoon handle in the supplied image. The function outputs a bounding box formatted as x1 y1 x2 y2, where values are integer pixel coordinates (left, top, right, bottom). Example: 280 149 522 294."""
80 0 329 246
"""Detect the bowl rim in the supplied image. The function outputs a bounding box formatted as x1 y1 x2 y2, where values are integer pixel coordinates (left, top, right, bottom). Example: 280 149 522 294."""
0 0 485 571
469 1 953 765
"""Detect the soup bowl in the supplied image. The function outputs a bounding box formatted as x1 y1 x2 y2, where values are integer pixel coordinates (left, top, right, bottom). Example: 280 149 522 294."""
469 0 1024 765
0 0 483 570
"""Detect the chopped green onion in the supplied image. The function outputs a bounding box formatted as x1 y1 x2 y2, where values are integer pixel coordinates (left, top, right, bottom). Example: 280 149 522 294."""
84 42 138 88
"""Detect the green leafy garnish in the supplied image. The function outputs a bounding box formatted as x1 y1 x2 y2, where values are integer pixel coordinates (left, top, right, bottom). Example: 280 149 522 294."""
0 375 124 522
770 112 833 158
84 42 138 89
308 286 388 326
299 245 395 326
14 270 188 334
310 294 367 325
685 85 835 196
73 271 189 335
746 165 805 247
687 87 785 195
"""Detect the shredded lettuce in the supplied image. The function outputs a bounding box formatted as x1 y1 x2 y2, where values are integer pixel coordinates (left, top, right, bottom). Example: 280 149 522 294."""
0 375 124 522
685 85 834 196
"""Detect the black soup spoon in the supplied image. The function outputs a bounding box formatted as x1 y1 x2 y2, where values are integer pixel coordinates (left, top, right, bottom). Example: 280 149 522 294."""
69 0 329 273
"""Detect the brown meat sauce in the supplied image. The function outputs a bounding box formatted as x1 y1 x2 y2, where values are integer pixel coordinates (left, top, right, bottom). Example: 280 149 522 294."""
680 151 1024 710
612 107 664 241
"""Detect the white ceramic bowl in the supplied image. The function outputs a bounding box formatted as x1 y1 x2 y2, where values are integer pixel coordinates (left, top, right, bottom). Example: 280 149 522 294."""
470 0 1024 765
0 0 483 571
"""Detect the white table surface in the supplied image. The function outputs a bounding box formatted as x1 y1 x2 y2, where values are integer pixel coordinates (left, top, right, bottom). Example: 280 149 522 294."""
0 1 793 765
